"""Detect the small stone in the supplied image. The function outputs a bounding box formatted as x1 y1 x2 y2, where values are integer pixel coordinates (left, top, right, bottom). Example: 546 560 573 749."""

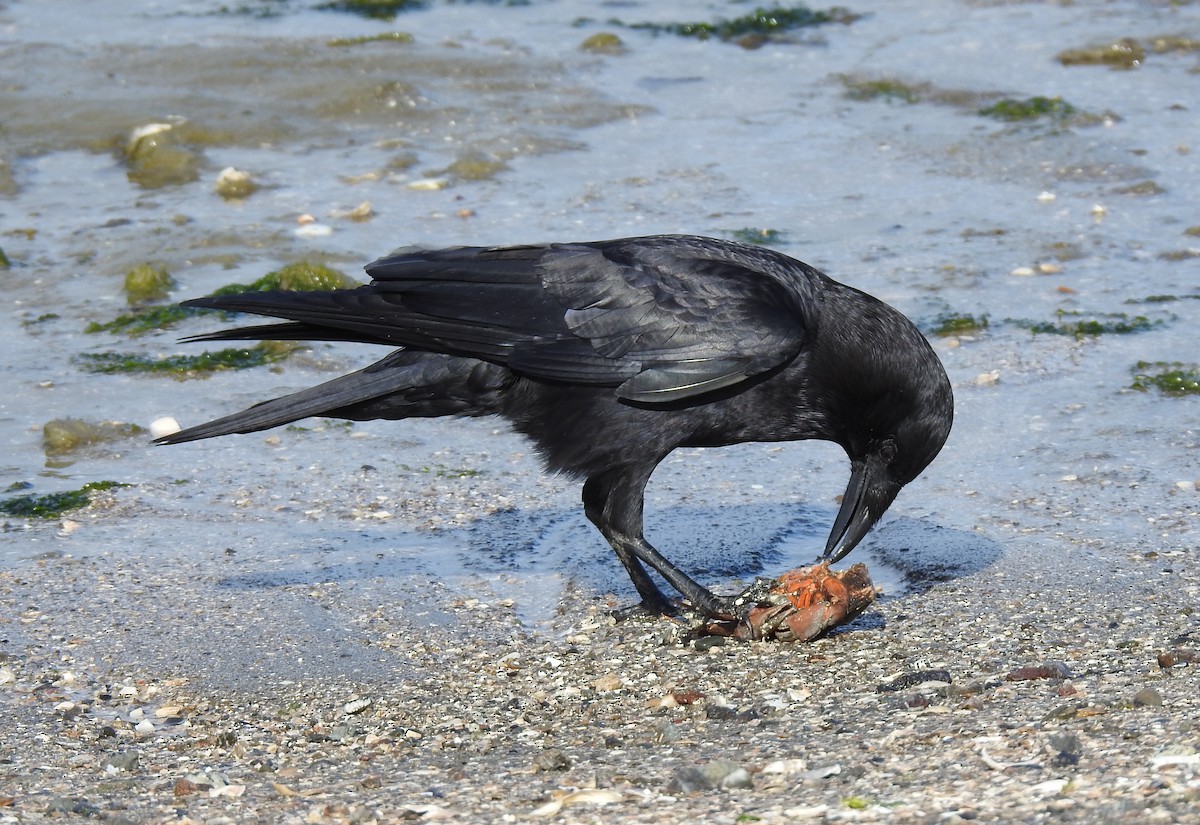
592 673 622 692
1132 687 1163 707
102 752 140 772
134 719 155 735
46 798 100 817
214 167 259 200
343 697 373 715
668 759 752 792
532 748 572 773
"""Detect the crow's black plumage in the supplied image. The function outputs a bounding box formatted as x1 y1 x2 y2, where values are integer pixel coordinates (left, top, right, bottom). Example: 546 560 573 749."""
158 235 953 616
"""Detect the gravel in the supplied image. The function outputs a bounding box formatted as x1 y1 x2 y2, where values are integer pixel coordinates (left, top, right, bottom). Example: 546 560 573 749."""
2 515 1198 824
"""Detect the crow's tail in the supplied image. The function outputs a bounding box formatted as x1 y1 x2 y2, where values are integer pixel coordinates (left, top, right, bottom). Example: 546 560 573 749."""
156 351 506 445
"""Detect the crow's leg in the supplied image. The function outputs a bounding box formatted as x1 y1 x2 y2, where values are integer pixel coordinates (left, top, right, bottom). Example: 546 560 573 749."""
583 471 677 615
583 464 733 618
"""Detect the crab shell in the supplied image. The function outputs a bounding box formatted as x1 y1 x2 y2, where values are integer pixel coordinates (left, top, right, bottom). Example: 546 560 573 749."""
735 561 877 643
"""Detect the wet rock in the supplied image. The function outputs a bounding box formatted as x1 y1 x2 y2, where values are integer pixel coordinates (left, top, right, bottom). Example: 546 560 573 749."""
668 759 752 792
214 167 259 200
124 122 201 189
123 263 174 304
43 418 143 455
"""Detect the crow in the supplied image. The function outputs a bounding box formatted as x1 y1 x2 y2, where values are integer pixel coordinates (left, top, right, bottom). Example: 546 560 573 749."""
157 235 953 617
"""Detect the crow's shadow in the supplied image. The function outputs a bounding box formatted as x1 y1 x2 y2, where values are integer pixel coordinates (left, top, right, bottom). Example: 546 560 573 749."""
216 503 1003 616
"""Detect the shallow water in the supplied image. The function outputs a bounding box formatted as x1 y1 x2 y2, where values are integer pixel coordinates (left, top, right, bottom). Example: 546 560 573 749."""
1 0 1198 681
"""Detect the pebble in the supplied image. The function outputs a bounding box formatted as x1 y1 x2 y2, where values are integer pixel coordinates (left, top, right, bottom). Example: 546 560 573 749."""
1005 661 1073 681
295 222 333 238
101 752 139 772
531 748 571 772
1150 746 1200 768
1132 687 1163 707
134 719 155 735
876 668 953 692
592 673 622 692
669 759 752 792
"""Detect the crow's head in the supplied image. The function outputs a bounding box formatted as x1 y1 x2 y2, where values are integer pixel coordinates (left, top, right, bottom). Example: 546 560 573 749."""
813 290 954 562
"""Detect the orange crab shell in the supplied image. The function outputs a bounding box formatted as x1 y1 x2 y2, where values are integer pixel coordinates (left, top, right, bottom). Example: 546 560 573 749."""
736 561 877 642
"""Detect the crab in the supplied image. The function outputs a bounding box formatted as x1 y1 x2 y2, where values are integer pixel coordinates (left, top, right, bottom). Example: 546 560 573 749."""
698 562 877 643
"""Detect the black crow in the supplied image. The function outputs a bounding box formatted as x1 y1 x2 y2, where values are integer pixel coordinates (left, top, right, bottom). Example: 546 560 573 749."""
158 235 953 617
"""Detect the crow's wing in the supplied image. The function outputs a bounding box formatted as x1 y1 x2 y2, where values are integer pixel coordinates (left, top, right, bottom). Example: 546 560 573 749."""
180 235 814 404
526 237 812 402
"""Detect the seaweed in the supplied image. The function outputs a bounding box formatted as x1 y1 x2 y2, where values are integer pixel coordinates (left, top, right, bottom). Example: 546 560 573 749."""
85 304 214 337
625 5 858 41
1129 361 1200 396
315 0 428 19
327 32 415 47
0 481 129 520
930 314 988 337
75 342 297 377
124 263 175 304
729 228 785 245
210 261 360 296
978 96 1076 122
1012 309 1162 338
1057 38 1145 69
841 77 922 104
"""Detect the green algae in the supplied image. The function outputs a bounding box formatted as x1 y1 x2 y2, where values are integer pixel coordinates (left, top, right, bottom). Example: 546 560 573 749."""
0 481 129 520
85 305 212 337
931 314 988 337
580 32 625 54
43 419 146 456
316 0 427 19
441 152 509 182
76 342 298 377
978 96 1076 122
1015 309 1162 338
211 261 361 296
626 5 858 41
1159 249 1200 262
0 246 9 269
87 262 358 339
124 263 176 304
1130 362 1200 396
842 77 922 104
729 228 785 246
1113 180 1166 196
1057 38 1146 69
327 32 415 47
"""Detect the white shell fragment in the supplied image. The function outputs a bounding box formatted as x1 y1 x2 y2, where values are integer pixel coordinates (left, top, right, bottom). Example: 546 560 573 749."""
150 417 181 439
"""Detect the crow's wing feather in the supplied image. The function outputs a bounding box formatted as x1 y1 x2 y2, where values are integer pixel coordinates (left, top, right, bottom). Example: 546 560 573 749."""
184 236 812 403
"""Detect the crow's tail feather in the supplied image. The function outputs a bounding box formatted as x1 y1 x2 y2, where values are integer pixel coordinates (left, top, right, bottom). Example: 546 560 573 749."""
156 351 505 445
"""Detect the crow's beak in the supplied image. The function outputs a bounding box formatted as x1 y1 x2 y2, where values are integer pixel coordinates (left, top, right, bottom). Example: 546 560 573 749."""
823 455 901 563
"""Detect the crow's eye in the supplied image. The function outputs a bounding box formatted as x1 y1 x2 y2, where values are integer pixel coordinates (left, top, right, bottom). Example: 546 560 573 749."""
879 437 897 464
